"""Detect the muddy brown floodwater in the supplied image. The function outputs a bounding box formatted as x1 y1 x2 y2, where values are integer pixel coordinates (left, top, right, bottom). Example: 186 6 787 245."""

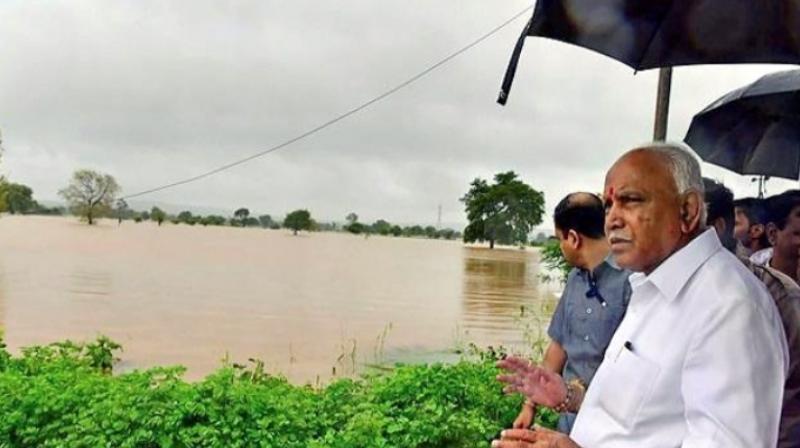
0 216 558 383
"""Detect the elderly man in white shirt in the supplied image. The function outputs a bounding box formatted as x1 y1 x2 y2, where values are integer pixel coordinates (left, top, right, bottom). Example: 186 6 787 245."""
493 142 788 448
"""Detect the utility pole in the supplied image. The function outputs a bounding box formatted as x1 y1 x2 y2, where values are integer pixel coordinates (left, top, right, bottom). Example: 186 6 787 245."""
653 67 673 141
436 204 442 229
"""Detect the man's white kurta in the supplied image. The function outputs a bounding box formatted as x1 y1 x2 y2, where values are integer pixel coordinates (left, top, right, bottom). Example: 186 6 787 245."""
571 229 788 447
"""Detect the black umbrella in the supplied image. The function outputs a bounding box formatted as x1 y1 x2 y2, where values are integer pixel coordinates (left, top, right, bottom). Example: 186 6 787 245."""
498 0 800 138
684 69 800 180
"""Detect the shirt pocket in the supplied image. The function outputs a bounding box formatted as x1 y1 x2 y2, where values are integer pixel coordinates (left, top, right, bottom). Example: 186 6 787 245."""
596 346 660 430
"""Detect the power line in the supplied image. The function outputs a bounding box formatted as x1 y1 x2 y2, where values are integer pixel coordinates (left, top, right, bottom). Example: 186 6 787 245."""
123 5 534 200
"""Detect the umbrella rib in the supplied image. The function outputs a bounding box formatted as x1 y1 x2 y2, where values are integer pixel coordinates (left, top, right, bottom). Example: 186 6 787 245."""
635 0 679 69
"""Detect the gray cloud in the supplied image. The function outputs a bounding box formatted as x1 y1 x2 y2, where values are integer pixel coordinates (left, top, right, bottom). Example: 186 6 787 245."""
1 0 796 228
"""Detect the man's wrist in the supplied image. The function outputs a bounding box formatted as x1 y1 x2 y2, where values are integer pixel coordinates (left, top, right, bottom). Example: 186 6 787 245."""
554 379 585 414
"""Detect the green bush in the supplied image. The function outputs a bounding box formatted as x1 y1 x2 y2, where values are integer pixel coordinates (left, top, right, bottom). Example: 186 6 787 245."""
0 337 557 447
539 240 571 284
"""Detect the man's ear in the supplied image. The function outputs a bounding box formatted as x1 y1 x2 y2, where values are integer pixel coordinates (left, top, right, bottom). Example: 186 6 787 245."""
766 223 778 246
567 229 581 249
680 191 703 234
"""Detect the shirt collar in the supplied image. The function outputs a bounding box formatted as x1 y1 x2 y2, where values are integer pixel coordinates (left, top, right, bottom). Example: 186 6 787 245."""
636 228 722 302
581 254 622 280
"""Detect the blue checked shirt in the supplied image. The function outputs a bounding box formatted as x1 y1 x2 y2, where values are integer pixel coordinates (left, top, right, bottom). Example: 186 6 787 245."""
547 255 631 433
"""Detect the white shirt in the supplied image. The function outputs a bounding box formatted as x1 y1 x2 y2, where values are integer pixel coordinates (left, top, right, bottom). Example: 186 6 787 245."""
571 229 788 447
750 247 774 267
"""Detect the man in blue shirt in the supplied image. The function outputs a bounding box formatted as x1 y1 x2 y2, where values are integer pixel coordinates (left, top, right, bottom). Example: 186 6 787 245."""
513 192 630 434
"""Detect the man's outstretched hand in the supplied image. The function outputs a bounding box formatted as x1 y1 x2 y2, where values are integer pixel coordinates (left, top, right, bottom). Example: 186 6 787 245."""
496 356 567 408
491 426 580 448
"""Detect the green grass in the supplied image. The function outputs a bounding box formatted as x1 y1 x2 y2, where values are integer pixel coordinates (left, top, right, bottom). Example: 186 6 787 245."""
0 336 557 447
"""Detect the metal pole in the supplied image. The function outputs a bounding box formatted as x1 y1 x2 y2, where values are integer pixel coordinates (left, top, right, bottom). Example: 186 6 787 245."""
653 67 673 141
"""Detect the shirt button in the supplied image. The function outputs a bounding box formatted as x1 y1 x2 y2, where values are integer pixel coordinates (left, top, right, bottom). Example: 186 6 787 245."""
586 307 592 314
584 335 590 341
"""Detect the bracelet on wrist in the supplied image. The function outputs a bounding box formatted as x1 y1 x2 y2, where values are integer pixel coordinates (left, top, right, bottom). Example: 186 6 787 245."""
553 382 574 413
553 379 584 414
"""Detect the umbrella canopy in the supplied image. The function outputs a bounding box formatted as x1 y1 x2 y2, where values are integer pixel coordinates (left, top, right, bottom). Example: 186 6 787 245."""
498 0 800 104
684 69 800 180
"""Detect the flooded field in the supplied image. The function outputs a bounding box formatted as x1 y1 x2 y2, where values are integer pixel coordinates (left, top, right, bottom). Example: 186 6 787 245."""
0 215 558 382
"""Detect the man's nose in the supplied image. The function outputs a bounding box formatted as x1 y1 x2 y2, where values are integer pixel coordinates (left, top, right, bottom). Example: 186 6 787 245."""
605 204 623 231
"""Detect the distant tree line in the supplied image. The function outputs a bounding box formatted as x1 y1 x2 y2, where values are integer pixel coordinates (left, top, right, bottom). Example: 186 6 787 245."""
0 167 461 242
341 212 460 240
118 206 460 240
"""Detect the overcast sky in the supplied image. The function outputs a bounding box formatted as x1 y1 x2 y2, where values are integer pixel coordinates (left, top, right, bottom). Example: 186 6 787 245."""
0 0 797 227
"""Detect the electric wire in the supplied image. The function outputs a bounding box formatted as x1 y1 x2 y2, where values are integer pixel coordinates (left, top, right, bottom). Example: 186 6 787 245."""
123 5 533 199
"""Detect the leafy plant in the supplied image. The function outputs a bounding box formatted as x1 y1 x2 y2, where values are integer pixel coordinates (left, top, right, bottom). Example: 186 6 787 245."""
539 239 571 284
0 336 558 447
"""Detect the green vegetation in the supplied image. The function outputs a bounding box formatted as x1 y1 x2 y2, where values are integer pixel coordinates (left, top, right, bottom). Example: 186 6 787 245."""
58 170 121 225
341 213 460 240
0 336 557 447
0 180 62 216
150 207 167 226
0 183 36 214
539 239 571 284
200 215 227 227
284 209 313 235
461 172 545 249
232 208 259 227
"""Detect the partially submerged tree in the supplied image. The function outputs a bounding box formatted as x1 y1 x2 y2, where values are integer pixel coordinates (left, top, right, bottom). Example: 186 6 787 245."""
150 207 167 226
233 207 250 227
115 199 128 225
177 210 196 225
284 209 312 235
258 214 274 228
344 212 363 234
1 182 37 214
371 219 392 236
460 171 545 249
59 170 120 225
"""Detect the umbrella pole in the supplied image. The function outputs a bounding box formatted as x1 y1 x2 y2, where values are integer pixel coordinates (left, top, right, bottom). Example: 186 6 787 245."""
653 67 673 141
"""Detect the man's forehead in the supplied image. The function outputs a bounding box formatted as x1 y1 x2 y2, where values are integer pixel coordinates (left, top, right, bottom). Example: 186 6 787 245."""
605 152 674 193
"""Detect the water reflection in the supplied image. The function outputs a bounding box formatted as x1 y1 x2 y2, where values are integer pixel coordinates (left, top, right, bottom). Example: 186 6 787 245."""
461 247 554 349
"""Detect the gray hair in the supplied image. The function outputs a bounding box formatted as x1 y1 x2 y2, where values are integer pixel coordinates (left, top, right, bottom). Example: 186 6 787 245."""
632 141 707 225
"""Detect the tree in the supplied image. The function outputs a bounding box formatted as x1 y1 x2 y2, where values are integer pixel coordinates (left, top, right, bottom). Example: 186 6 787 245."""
390 225 403 237
200 215 227 226
404 225 424 237
438 228 457 240
460 171 545 249
345 222 366 234
345 212 363 234
258 214 274 228
58 170 120 225
372 219 392 236
150 207 167 226
177 210 195 225
1 182 37 214
424 226 439 239
115 199 128 225
233 208 250 227
284 209 312 235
